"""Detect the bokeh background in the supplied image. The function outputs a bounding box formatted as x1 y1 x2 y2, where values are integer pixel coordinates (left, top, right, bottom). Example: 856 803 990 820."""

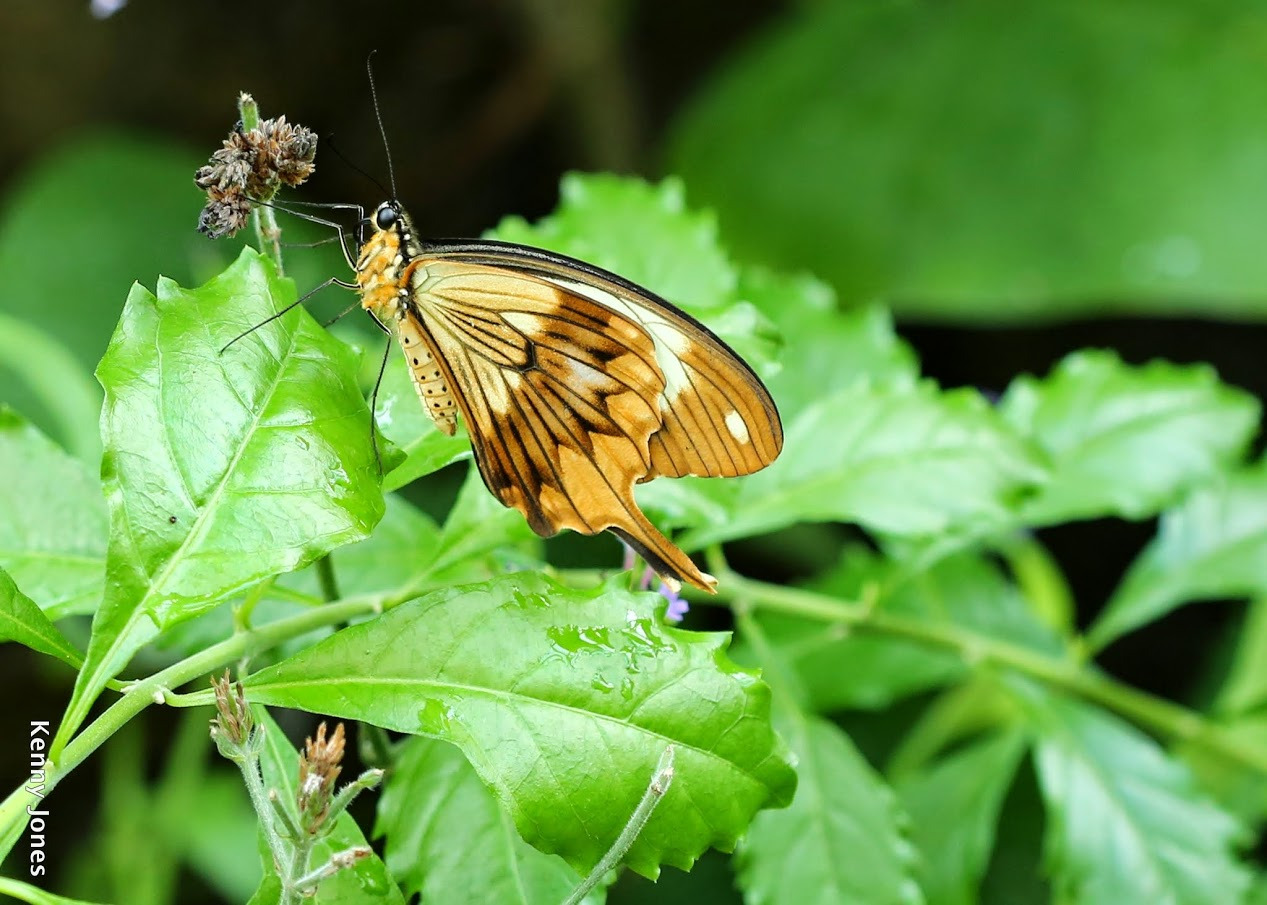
2 0 1266 901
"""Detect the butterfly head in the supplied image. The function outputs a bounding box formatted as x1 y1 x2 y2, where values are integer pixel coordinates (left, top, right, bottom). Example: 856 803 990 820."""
356 201 416 314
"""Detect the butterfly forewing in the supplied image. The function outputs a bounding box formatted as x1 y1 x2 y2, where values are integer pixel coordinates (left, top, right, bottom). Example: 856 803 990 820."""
425 243 784 481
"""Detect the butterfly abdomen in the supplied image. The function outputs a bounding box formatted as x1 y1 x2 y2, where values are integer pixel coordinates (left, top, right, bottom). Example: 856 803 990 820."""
397 316 458 436
356 221 460 436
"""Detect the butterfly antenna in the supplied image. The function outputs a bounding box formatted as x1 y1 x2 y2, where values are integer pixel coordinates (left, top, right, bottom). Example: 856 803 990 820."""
326 134 390 199
369 333 394 475
366 50 398 199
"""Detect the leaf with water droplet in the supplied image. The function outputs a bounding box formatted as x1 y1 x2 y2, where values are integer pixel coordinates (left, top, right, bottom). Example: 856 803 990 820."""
243 572 796 878
58 248 386 755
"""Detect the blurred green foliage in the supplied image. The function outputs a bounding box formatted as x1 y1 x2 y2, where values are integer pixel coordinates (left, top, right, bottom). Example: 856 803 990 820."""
669 0 1267 321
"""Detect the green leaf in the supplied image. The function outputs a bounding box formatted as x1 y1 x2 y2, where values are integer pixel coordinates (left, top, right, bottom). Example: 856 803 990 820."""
375 737 597 904
375 352 471 494
736 711 923 905
422 463 544 581
677 382 1046 548
1091 464 1267 651
0 135 237 451
0 315 101 462
1023 688 1250 905
0 567 81 668
1179 713 1267 826
758 549 1063 712
738 269 918 420
897 729 1027 905
58 249 385 754
247 709 403 904
491 174 780 376
493 174 735 312
242 573 796 878
669 1 1267 320
1001 350 1259 525
0 408 106 619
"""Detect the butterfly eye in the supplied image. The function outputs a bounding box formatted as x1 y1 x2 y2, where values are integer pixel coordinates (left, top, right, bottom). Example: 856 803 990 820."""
375 205 397 230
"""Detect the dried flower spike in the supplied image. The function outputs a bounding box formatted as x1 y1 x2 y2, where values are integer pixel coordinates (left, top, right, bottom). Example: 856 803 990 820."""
209 670 254 756
297 722 345 833
194 96 317 238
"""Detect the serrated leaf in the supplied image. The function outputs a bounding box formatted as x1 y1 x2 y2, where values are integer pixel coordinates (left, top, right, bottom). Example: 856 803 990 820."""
669 1 1267 321
0 408 106 618
759 549 1063 712
1091 464 1267 651
58 249 385 754
1022 687 1250 905
0 567 81 668
490 174 780 377
493 174 735 311
739 269 918 419
677 382 1046 548
375 737 598 904
897 729 1027 905
737 710 923 905
242 572 796 878
1001 350 1258 525
247 709 403 904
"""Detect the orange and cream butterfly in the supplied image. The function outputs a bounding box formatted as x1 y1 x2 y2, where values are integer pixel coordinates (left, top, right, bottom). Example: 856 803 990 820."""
349 200 782 593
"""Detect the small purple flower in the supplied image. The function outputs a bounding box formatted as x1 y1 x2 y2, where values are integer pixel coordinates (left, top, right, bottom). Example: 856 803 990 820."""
659 582 689 623
621 542 689 621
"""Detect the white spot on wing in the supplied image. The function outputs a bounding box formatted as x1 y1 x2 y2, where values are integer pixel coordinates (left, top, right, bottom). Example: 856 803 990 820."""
725 409 750 444
551 276 692 402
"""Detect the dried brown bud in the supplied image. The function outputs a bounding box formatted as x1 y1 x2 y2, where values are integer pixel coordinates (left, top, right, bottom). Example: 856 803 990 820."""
194 106 318 238
197 188 252 239
297 722 345 833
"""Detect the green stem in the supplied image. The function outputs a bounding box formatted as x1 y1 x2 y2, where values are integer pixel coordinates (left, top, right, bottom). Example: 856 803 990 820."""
315 555 341 603
562 745 675 905
1000 532 1076 638
0 599 374 848
280 835 315 905
237 747 290 878
237 92 285 275
705 561 1267 775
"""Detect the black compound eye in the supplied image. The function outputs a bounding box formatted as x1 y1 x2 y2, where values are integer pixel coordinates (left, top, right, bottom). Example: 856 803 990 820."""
375 205 398 230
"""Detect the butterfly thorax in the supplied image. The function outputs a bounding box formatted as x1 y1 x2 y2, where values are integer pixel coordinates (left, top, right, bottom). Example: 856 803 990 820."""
355 206 459 435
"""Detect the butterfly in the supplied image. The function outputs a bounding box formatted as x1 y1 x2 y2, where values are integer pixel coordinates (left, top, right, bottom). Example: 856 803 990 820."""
350 200 783 593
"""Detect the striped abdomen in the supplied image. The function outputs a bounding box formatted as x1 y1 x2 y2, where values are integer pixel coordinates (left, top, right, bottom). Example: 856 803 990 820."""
397 314 458 436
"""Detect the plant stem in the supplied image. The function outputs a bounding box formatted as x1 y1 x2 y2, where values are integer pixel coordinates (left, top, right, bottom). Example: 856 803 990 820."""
315 555 341 603
562 746 676 905
710 564 1267 773
237 748 290 878
280 835 315 905
237 92 285 275
0 599 374 848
